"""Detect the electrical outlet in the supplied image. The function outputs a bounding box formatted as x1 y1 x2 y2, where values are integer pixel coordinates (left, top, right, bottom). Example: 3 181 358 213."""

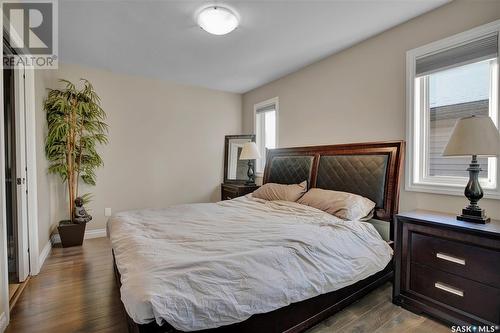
104 208 112 217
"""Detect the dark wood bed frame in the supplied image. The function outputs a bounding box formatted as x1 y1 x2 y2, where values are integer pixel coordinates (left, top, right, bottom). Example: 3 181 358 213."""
113 140 405 333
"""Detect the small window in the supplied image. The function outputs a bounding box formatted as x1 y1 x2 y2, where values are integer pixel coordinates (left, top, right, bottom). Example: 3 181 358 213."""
254 97 278 173
427 61 491 179
406 21 500 198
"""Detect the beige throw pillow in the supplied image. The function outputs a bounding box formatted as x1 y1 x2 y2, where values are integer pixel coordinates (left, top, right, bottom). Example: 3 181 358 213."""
252 181 308 202
298 188 375 221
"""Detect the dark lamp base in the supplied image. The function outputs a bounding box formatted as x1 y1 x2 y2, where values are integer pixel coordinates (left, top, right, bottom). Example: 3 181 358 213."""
245 180 256 186
457 155 490 224
457 208 490 224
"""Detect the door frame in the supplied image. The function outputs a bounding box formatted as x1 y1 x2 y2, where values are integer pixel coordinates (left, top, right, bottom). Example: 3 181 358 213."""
3 41 39 280
0 35 12 326
1 16 40 325
14 65 39 280
23 67 39 276
13 65 29 281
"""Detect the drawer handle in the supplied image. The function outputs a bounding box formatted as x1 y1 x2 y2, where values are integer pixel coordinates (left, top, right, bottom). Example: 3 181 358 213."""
434 282 464 297
436 252 466 266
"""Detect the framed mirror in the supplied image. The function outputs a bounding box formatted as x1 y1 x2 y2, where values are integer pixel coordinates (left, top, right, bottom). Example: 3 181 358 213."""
224 135 256 184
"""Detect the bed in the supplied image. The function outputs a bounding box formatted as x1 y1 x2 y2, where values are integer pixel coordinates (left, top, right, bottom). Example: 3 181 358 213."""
109 140 404 333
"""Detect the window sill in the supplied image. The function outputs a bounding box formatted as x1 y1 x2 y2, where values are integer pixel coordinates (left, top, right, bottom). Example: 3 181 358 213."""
405 182 500 200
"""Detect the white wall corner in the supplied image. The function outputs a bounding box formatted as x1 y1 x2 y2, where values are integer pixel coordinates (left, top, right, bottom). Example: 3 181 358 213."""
37 241 52 275
0 312 7 332
24 67 40 279
51 228 107 245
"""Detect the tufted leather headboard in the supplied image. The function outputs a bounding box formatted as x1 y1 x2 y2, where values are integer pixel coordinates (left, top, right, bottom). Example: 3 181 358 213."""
262 141 404 227
266 156 315 186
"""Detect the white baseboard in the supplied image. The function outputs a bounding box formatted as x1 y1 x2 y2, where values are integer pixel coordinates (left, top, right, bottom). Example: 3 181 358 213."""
0 312 7 332
85 228 107 239
38 240 52 273
51 228 107 244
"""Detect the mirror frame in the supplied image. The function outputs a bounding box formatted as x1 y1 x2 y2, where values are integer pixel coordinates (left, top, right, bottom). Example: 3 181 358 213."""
224 134 256 184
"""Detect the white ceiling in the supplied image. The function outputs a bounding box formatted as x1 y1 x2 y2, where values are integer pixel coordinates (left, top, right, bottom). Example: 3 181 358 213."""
59 0 449 93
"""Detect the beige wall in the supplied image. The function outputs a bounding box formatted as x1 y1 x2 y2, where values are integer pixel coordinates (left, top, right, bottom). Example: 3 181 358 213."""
242 0 500 219
36 64 242 252
35 69 63 253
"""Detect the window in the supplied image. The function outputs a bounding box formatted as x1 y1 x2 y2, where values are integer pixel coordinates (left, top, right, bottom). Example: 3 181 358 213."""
406 21 500 198
254 97 278 173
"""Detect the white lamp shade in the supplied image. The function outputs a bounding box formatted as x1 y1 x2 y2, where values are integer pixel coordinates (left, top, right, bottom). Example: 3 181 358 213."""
443 115 500 157
239 142 261 160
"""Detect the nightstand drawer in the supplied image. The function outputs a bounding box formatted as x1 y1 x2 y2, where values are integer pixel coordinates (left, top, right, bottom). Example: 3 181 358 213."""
410 263 500 324
221 183 259 201
411 232 500 288
222 188 238 200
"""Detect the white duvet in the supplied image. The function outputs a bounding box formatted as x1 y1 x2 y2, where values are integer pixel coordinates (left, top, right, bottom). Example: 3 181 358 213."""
108 195 392 331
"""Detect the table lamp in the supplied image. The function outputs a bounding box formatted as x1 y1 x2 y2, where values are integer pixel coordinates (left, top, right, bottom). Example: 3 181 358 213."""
443 115 500 224
239 142 261 185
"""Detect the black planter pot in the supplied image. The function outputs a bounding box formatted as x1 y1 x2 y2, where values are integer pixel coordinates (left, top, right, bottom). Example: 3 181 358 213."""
58 221 86 247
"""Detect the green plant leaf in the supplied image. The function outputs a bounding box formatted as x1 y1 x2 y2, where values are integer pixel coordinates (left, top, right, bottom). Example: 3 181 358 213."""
44 78 108 220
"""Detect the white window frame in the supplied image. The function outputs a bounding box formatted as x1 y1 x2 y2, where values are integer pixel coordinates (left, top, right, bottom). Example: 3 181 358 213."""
406 20 500 199
253 97 279 176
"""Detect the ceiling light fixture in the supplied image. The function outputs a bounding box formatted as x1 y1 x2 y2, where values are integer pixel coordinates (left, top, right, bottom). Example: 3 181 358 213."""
197 6 239 36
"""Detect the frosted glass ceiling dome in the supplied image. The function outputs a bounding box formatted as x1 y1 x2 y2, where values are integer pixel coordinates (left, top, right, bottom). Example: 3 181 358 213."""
197 6 239 36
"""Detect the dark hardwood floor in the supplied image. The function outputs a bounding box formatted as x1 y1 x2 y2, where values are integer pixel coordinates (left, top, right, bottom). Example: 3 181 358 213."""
6 238 127 333
6 238 449 333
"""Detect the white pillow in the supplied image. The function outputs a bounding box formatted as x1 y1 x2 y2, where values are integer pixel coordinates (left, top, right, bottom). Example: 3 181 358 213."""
297 188 375 221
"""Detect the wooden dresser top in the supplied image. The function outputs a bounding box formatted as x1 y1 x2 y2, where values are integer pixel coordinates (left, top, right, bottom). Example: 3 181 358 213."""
397 210 500 237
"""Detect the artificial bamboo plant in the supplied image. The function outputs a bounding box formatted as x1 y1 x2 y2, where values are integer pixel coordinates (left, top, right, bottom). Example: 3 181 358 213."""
44 79 108 222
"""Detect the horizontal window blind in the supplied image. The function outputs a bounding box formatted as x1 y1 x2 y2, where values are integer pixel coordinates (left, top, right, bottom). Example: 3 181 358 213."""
416 33 498 76
256 104 275 114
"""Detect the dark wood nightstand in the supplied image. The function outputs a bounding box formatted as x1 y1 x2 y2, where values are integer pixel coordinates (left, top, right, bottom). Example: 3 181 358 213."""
220 183 259 201
393 210 500 327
